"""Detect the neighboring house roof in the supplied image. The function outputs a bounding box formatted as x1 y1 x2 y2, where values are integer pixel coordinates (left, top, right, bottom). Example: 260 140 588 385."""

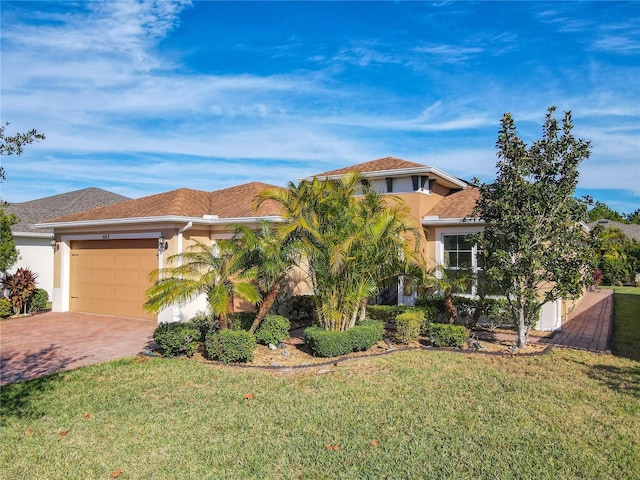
588 219 640 242
5 187 130 234
424 186 481 220
45 182 283 224
314 157 427 176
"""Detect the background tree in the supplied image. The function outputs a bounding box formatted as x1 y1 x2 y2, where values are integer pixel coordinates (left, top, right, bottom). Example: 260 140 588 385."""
0 209 18 272
473 107 592 348
0 123 45 272
626 209 640 225
587 201 626 223
145 240 259 329
232 221 299 333
257 173 420 332
589 224 639 285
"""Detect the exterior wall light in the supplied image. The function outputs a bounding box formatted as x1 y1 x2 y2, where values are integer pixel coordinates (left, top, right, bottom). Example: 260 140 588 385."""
50 237 58 251
158 233 168 254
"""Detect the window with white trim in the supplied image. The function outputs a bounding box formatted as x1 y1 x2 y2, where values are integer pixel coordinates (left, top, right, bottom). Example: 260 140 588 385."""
442 233 481 295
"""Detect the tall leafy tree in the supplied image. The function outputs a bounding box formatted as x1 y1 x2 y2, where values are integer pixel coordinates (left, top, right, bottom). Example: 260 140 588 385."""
0 208 18 272
257 173 420 331
587 201 625 223
626 209 640 225
145 240 260 329
232 220 299 333
0 123 45 272
473 107 592 348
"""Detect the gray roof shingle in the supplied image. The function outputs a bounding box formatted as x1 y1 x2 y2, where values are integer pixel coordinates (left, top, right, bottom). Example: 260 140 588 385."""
588 219 640 242
5 188 130 234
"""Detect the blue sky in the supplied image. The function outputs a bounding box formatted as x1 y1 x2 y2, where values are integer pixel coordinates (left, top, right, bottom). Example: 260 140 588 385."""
1 1 638 213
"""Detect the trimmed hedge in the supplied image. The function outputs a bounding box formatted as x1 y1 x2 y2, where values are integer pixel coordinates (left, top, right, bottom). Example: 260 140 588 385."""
153 322 201 357
205 329 256 363
304 320 384 357
416 295 512 325
366 305 437 325
395 312 424 344
188 313 219 341
349 320 384 351
255 314 290 345
427 323 468 348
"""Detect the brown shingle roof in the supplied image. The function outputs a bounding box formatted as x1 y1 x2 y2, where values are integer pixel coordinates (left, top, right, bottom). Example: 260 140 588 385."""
426 186 480 219
6 188 130 233
46 182 283 223
313 157 427 177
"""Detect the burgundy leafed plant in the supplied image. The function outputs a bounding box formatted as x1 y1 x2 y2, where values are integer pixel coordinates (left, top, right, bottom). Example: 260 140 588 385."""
2 267 38 315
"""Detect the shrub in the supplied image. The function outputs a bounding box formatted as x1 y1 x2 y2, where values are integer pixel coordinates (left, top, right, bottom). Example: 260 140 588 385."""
366 305 409 323
153 322 200 357
452 296 476 320
255 314 290 345
366 305 437 326
272 294 316 326
304 327 353 358
348 320 384 351
304 321 384 357
205 329 256 363
189 313 219 341
2 268 38 314
0 298 12 317
27 288 49 312
231 311 256 331
415 294 445 312
483 298 511 324
395 312 424 344
427 323 468 348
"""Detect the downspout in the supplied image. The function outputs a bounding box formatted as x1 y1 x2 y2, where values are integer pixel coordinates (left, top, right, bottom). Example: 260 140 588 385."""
172 221 194 322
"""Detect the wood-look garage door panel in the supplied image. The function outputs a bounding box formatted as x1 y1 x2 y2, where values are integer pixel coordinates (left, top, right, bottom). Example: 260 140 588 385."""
70 239 157 320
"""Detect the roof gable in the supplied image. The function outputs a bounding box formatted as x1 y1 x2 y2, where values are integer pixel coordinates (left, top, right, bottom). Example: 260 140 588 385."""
6 188 130 233
313 157 427 177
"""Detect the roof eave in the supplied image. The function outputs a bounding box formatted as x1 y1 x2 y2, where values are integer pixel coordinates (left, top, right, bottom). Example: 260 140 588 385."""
10 231 53 238
34 215 285 230
302 166 467 189
422 217 485 226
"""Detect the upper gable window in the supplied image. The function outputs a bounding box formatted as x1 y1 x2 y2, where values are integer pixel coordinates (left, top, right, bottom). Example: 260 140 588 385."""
411 175 434 194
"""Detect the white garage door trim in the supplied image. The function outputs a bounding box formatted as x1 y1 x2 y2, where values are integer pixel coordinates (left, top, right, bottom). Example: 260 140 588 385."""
56 232 163 316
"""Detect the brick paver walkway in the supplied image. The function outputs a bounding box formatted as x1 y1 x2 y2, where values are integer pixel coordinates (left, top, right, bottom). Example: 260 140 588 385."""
475 289 614 352
538 289 613 352
0 311 156 386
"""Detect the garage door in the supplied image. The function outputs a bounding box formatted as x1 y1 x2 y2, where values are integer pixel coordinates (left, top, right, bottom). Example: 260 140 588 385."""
70 239 158 320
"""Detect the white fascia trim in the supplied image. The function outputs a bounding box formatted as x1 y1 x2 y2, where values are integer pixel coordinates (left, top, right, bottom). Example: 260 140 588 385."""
302 166 467 189
11 231 53 238
34 215 284 229
422 217 485 226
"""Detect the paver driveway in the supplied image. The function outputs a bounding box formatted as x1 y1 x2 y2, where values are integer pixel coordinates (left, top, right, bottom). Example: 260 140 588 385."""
1 311 156 386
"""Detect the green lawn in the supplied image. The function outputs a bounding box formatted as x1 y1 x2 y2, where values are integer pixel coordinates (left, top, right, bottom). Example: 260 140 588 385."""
2 346 639 479
610 286 640 361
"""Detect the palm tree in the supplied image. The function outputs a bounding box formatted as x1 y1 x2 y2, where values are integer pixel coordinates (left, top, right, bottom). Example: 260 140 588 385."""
422 266 472 324
232 221 299 333
256 173 420 331
144 239 259 329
